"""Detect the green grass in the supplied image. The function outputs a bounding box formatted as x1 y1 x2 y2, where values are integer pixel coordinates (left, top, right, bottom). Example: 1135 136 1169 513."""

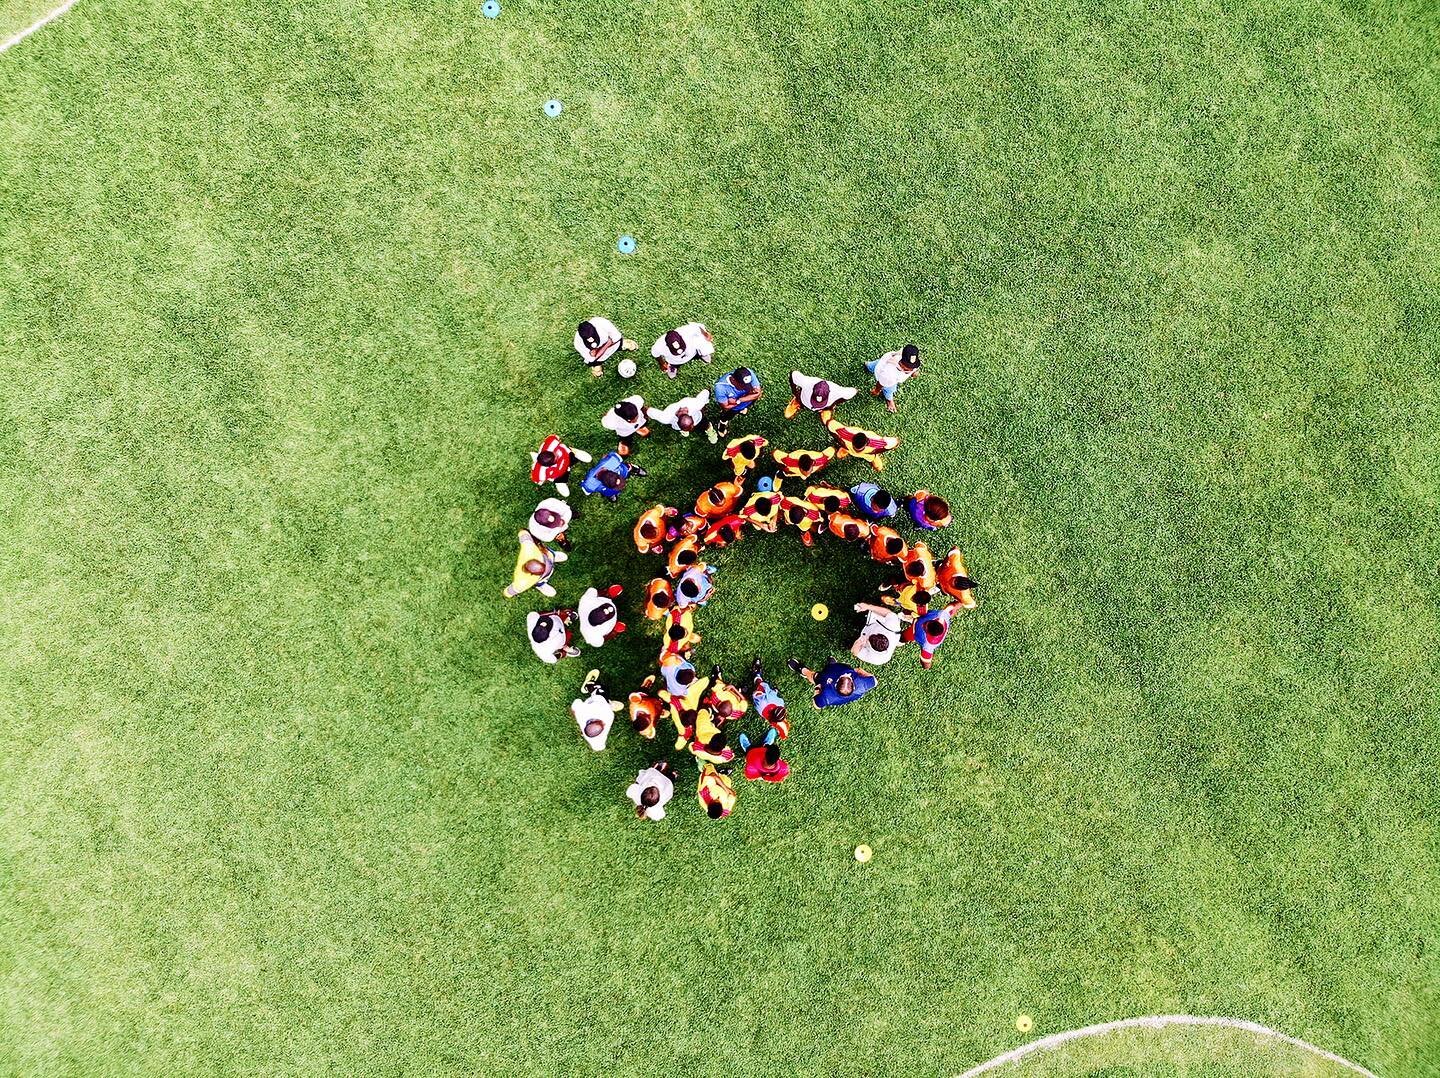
990 1023 1363 1076
2 0 1438 1074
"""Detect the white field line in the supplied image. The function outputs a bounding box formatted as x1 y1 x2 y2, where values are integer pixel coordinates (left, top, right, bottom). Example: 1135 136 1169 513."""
958 1014 1380 1078
0 0 77 54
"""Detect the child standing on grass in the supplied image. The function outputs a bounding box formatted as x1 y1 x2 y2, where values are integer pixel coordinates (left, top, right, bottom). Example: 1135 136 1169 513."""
627 762 677 820
527 609 580 664
580 450 647 501
574 317 637 377
571 670 623 750
697 762 737 819
530 435 592 499
750 658 790 739
504 529 565 598
866 344 922 412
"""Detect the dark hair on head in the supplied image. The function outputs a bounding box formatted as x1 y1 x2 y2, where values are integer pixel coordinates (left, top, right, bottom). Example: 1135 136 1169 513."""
640 786 660 807
537 449 556 466
678 548 697 565
535 508 561 527
530 620 552 643
925 495 949 520
706 801 724 819
740 442 757 459
837 674 854 695
665 330 686 356
868 633 888 652
678 412 695 431
584 719 604 736
523 559 545 575
764 744 780 766
925 620 944 641
597 470 621 488
797 454 813 470
652 588 672 608
679 580 699 599
588 604 612 626
874 490 894 512
617 400 639 421
901 343 920 367
842 523 860 540
886 535 904 554
640 520 658 539
579 320 599 345
676 667 695 685
668 624 686 641
851 432 869 450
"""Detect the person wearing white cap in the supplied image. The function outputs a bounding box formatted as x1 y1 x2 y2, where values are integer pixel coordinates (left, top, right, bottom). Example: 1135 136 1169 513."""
785 370 857 419
601 395 649 455
850 602 908 666
626 762 677 820
527 498 573 549
571 670 623 750
577 584 626 648
650 323 715 379
647 389 717 443
574 317 637 377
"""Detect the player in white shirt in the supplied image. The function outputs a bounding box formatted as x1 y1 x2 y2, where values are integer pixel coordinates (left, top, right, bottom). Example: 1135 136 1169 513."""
527 609 580 664
571 670 623 750
647 389 717 442
785 370 857 419
626 762 677 820
601 395 649 455
577 584 626 648
867 343 923 412
650 322 715 379
851 602 909 666
527 498 573 549
574 317 637 377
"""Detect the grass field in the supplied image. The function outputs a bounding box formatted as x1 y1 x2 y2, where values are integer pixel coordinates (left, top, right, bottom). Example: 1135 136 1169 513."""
2 0 1439 1074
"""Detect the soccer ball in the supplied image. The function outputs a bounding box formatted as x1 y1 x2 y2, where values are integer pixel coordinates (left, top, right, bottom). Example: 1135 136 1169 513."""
617 358 637 379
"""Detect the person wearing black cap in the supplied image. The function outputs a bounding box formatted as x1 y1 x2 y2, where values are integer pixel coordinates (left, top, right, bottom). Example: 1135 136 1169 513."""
573 316 637 377
867 343 923 413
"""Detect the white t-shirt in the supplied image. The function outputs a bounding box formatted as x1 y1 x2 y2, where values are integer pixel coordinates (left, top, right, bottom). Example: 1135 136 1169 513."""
527 498 572 543
602 395 647 438
647 390 711 434
574 317 624 366
851 604 904 665
572 694 616 750
626 767 675 820
577 587 620 648
790 370 857 411
527 611 570 664
872 350 917 389
650 323 714 366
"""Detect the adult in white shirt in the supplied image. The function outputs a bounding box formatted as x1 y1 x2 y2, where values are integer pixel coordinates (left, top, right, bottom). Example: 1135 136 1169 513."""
527 498 572 549
650 323 715 379
601 395 649 454
528 610 579 664
571 671 622 750
851 602 908 666
785 370 857 418
647 390 716 442
577 584 626 648
626 763 677 820
574 317 636 377
867 343 922 412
